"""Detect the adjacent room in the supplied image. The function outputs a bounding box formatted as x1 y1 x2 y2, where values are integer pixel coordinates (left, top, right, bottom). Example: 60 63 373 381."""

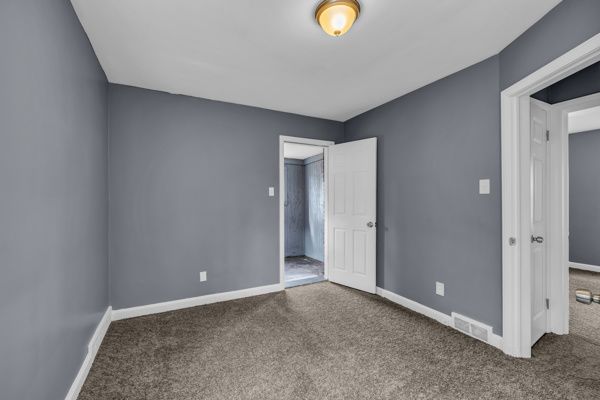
568 102 600 345
2 1 600 399
283 143 326 288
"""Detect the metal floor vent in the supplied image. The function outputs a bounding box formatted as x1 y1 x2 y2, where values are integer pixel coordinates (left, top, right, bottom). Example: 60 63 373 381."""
451 312 491 343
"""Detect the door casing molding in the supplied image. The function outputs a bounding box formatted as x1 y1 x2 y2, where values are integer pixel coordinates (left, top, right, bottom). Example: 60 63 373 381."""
501 33 600 358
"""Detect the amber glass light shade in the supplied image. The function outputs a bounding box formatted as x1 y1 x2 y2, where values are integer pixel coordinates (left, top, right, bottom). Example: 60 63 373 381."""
315 0 361 37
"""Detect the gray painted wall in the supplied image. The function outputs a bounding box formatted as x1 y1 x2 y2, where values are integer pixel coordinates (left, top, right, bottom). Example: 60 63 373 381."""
499 0 600 90
99 0 599 339
569 130 600 266
342 0 600 336
344 56 503 333
109 84 344 309
0 1 109 399
0 4 597 396
304 154 325 262
532 60 600 103
285 159 306 257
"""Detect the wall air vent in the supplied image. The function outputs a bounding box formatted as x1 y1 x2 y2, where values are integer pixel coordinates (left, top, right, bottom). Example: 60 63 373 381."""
451 312 492 343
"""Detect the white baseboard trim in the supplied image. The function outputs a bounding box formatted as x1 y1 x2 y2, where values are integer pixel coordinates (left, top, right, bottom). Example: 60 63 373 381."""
65 306 112 400
112 283 284 321
376 287 451 326
376 287 503 352
570 262 600 273
488 328 504 351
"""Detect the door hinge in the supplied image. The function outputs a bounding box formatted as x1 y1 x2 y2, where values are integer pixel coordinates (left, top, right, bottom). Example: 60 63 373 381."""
546 130 550 142
546 298 550 309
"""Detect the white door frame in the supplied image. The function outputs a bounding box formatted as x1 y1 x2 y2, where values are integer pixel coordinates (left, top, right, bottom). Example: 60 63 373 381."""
501 33 600 358
279 135 335 288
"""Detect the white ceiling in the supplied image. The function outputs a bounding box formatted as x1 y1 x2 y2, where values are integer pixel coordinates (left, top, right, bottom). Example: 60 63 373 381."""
284 143 324 160
71 0 561 122
569 106 600 134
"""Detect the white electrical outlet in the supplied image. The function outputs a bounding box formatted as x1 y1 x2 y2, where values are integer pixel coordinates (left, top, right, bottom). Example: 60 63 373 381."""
268 187 275 197
436 281 445 296
200 271 207 282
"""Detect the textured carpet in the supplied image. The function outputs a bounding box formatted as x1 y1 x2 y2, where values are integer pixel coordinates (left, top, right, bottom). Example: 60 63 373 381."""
79 282 600 400
570 268 600 345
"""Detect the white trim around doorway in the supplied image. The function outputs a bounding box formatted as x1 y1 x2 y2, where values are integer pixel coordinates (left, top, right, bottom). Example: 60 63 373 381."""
501 33 600 358
279 135 334 288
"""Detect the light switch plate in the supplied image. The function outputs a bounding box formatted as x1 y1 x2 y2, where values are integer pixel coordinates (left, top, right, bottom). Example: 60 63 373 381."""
268 187 275 197
479 179 490 195
200 271 207 282
436 281 445 296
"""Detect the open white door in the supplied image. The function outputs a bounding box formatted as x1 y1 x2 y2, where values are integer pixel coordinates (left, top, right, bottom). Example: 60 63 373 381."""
530 100 549 346
327 138 377 293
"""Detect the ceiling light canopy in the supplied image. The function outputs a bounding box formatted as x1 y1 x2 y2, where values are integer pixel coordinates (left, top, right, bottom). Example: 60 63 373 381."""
315 0 361 37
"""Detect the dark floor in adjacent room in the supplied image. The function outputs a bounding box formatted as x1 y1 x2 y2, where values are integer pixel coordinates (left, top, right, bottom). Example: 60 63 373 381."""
570 268 600 345
284 256 324 288
79 282 600 400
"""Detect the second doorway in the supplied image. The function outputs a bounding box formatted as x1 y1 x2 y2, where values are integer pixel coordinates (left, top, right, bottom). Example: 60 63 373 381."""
284 142 326 288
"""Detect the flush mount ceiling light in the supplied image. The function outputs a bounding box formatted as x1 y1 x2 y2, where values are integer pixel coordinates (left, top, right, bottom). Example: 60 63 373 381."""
315 0 361 37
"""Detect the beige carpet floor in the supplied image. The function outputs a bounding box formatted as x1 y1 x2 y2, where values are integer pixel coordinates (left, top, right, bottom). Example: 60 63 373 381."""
79 282 600 400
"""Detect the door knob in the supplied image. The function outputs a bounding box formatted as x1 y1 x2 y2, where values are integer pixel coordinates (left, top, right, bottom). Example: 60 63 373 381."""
367 222 374 228
531 235 544 244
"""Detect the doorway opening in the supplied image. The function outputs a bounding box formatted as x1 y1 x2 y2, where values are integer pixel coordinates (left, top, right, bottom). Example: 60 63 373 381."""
284 143 326 288
527 93 600 349
564 100 600 345
501 33 600 358
279 136 333 288
528 88 600 348
279 135 378 292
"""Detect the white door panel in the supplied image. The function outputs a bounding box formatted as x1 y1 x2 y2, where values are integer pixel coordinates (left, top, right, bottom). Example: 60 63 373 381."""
530 100 549 346
328 138 377 293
